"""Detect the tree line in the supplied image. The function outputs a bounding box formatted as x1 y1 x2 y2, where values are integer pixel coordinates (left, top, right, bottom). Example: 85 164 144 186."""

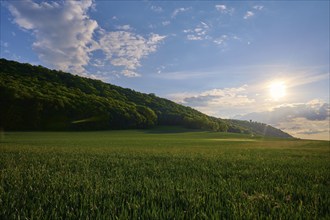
0 59 292 138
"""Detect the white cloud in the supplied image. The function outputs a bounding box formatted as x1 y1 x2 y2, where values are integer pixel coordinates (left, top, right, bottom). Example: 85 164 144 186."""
168 85 255 117
148 33 167 43
116 24 132 31
121 69 141 78
162 21 170 26
187 35 203 41
237 99 330 140
91 58 105 67
213 35 228 45
171 7 191 18
7 0 166 78
99 31 166 76
215 4 226 11
253 5 264 11
156 65 166 74
200 21 209 29
7 0 98 75
151 5 163 13
183 22 237 47
184 22 210 41
215 4 234 15
244 11 254 19
276 117 329 140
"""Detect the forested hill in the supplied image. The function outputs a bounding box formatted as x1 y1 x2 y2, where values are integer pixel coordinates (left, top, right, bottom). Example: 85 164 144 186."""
0 58 292 138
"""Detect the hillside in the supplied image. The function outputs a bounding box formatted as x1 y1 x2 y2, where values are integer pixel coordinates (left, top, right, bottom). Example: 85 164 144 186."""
0 58 292 138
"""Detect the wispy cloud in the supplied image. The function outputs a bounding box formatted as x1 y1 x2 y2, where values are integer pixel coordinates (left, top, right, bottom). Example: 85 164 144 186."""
168 85 255 117
183 21 238 47
287 73 329 88
256 72 329 93
244 11 254 19
253 5 264 11
171 7 191 18
213 35 229 45
115 24 132 31
0 41 10 55
215 4 234 15
150 5 163 13
162 21 171 26
243 5 264 20
121 69 141 78
186 35 203 41
91 58 105 67
7 0 99 75
155 70 211 80
184 21 209 41
184 85 255 106
99 31 166 77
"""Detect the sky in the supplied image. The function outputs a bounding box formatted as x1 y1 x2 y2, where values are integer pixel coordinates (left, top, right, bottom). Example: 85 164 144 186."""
1 0 329 140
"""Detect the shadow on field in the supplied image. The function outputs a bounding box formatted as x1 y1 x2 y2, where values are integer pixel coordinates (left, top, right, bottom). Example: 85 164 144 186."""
143 126 203 134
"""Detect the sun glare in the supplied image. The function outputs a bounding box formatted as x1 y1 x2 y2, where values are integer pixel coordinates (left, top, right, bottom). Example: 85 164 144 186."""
269 81 286 100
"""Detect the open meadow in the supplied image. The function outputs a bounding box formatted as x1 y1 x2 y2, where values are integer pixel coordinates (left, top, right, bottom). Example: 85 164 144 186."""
0 129 329 219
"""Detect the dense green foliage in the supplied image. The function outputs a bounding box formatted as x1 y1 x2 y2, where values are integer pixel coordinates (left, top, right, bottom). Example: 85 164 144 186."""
0 130 329 219
0 58 291 138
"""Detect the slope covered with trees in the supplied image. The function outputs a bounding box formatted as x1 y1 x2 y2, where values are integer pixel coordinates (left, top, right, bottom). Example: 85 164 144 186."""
0 59 292 138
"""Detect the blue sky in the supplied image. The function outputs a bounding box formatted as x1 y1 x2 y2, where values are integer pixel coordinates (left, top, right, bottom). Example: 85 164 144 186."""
1 0 329 140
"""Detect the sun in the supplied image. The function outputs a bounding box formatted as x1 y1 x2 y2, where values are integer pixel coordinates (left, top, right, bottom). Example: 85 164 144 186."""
269 81 286 100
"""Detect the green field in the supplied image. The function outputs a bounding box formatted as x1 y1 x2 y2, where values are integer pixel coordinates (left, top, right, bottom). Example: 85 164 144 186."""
0 129 329 219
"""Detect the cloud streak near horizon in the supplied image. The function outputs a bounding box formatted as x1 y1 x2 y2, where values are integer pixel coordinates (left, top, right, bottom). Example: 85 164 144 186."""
167 77 329 140
237 100 330 140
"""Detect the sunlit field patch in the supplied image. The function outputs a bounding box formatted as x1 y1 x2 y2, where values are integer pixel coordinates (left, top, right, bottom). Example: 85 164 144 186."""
0 130 329 219
208 138 258 142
